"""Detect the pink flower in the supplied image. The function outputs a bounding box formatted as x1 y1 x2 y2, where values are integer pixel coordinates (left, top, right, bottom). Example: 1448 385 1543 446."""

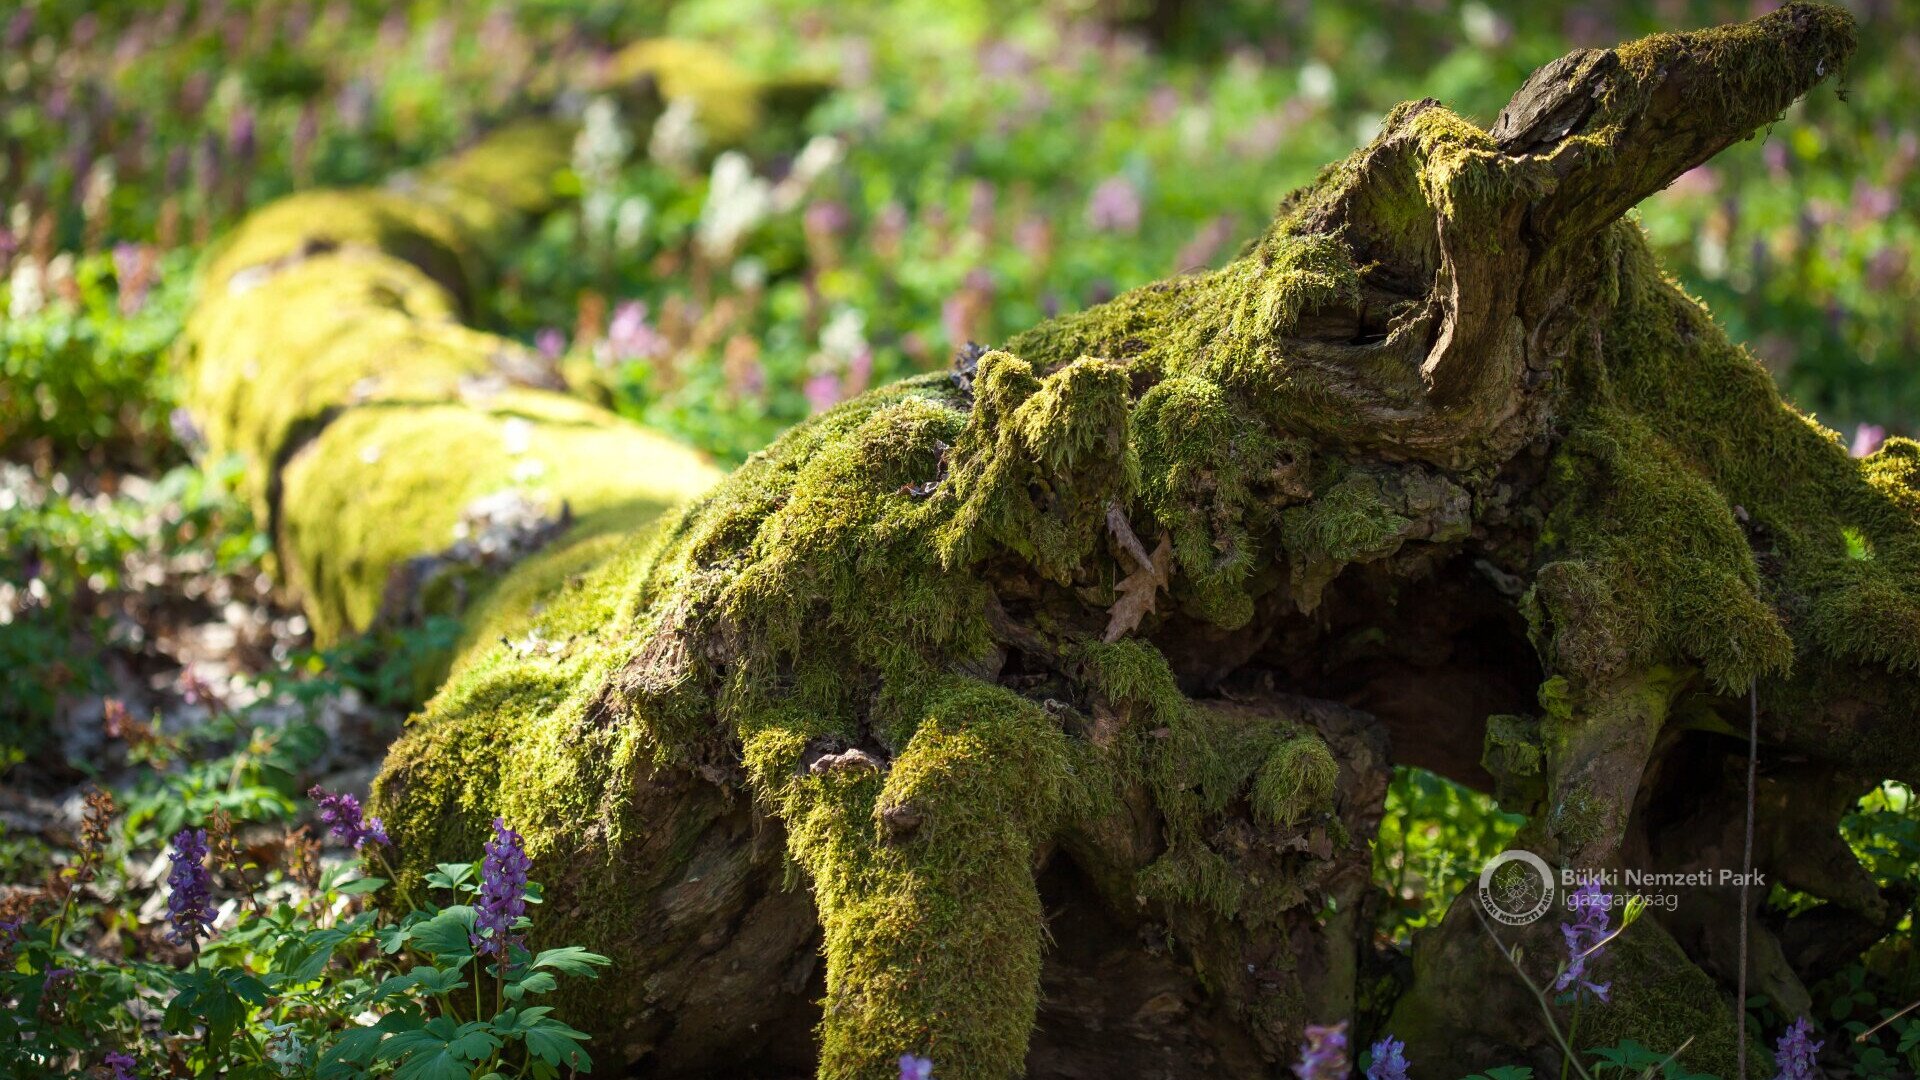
1851 423 1887 458
1764 140 1791 179
1668 166 1719 197
1852 180 1898 222
844 349 873 398
604 301 667 364
804 200 850 238
1086 176 1142 234
804 371 842 413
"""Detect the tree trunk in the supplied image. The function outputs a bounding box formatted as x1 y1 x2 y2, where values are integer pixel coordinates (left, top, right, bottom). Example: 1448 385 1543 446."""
181 7 1918 1078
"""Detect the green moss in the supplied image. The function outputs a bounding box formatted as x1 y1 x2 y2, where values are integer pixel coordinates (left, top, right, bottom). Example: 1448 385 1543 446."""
754 678 1075 1079
933 353 1135 584
604 39 767 150
1577 920 1749 1077
278 393 717 643
1251 734 1339 828
1074 640 1340 923
1131 374 1300 627
403 119 574 245
1001 232 1368 438
198 188 476 304
1610 3 1855 135
1481 713 1545 813
1280 468 1413 564
1532 222 1920 702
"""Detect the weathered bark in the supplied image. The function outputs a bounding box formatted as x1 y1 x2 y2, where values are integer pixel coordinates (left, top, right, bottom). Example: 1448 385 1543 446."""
179 7 1920 1079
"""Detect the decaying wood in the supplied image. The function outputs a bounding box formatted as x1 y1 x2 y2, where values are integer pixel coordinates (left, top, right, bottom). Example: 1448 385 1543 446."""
176 7 1916 1078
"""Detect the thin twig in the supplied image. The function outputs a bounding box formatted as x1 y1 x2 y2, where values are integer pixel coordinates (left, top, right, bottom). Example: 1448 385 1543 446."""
1855 995 1920 1044
1641 1035 1696 1079
1737 681 1759 1080
1472 904 1598 1080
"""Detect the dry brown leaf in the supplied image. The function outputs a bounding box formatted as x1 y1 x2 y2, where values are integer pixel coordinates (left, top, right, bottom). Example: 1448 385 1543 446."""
1104 533 1171 642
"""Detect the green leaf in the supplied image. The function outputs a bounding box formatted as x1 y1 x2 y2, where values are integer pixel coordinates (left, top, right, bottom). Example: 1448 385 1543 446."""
160 968 271 1046
383 1016 503 1080
337 876 388 895
530 945 611 979
425 862 476 893
319 1021 396 1080
370 964 469 1004
520 1016 593 1071
411 906 477 962
505 970 558 1000
378 922 414 954
489 1005 555 1032
1588 1040 1664 1075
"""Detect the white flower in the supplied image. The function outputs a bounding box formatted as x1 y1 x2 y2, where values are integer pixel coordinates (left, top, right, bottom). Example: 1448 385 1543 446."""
731 256 767 292
613 195 653 251
820 307 868 363
773 135 845 210
1461 2 1512 48
581 189 616 243
7 260 43 319
82 162 115 219
1298 60 1336 104
648 97 706 172
261 1020 306 1076
697 151 772 260
573 95 632 190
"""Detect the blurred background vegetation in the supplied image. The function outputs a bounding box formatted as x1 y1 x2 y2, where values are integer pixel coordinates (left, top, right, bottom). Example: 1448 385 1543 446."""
3 0 1919 1071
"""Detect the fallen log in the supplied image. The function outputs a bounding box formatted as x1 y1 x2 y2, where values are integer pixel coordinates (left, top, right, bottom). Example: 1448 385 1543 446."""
181 7 1920 1077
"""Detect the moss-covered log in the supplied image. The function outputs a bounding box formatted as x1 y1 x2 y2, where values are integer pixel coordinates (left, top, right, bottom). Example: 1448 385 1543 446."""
182 6 1920 1078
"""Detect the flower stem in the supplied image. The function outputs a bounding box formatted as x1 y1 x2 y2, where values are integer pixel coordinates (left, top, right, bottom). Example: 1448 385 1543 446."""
1561 993 1583 1080
1472 905 1597 1080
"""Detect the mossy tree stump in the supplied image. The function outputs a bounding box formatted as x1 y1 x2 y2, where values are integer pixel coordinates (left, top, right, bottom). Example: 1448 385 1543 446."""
183 8 1920 1077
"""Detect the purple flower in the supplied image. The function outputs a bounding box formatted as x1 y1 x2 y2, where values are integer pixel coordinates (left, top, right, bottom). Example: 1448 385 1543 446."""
1086 176 1143 234
165 828 215 948
898 1054 933 1080
309 786 389 850
534 328 567 361
230 106 257 164
104 1052 138 1080
1365 1036 1408 1080
472 818 532 959
1852 423 1887 458
113 243 152 315
4 8 31 51
1773 1016 1822 1080
169 408 205 451
1293 1021 1349 1080
1553 882 1612 1003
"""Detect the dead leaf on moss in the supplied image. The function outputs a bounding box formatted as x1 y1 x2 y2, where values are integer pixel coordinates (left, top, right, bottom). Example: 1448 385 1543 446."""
1104 518 1171 642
